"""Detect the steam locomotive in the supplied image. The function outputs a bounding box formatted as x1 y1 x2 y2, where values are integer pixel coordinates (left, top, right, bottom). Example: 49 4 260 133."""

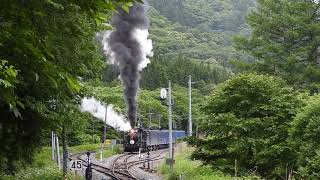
123 128 186 152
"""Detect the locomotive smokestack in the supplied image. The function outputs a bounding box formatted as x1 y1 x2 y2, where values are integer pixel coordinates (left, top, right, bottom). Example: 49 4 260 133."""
102 1 153 128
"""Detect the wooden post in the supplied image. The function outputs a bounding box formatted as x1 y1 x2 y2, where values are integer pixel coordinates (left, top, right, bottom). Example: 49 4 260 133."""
75 170 78 180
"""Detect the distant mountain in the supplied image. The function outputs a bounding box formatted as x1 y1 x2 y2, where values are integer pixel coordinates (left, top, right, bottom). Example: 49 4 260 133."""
148 0 256 65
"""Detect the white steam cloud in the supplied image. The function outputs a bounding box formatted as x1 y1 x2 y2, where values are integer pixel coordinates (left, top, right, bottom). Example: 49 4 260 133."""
132 28 153 70
80 97 131 131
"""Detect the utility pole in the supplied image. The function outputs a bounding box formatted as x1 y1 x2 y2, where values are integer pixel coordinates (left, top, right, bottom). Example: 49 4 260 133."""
188 75 193 136
147 112 154 129
103 104 107 143
168 81 173 171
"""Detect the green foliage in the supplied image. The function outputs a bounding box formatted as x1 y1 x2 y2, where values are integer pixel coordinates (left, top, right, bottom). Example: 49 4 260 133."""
188 73 304 178
290 95 320 179
234 0 320 90
148 0 255 64
68 143 104 154
0 0 140 174
0 60 20 116
159 143 261 180
0 147 61 180
0 60 17 89
150 0 256 32
139 55 230 92
104 55 230 93
171 85 204 131
95 145 123 159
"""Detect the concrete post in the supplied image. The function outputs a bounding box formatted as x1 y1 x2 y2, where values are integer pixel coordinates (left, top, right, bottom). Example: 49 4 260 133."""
56 135 61 170
51 132 55 160
168 81 173 170
188 75 192 136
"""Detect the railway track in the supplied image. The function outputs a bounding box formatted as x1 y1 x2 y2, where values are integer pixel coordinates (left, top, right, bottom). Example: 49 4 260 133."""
112 153 137 180
70 150 166 180
70 152 134 180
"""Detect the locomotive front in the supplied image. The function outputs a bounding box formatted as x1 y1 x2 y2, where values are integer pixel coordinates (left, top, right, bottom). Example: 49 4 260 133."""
123 128 148 152
123 128 140 152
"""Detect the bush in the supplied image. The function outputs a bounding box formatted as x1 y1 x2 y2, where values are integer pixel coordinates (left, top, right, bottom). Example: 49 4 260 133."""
290 95 320 179
188 73 304 178
0 147 61 180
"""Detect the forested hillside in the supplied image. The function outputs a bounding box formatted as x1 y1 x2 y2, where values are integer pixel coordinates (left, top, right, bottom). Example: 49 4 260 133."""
148 0 256 64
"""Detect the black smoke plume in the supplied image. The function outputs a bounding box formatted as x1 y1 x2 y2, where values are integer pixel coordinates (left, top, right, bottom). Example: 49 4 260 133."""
106 2 151 128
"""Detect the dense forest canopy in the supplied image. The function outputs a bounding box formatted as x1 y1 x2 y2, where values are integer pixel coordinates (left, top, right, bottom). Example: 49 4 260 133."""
148 0 256 64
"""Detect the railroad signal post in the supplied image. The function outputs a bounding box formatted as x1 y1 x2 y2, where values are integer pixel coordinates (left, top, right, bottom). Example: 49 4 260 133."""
85 152 92 180
147 150 150 170
160 82 174 171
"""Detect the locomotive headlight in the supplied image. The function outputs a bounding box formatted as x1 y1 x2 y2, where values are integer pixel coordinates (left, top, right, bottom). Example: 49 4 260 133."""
130 140 135 144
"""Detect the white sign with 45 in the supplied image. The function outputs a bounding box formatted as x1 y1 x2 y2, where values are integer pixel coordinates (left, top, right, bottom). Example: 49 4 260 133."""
69 160 83 171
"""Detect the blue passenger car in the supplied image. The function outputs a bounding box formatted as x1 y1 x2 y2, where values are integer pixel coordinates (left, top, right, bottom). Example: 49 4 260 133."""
147 130 186 150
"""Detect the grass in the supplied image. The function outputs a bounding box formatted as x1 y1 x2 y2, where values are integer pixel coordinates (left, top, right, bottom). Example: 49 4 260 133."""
159 146 232 180
95 145 123 159
69 143 103 154
0 143 121 180
159 143 261 180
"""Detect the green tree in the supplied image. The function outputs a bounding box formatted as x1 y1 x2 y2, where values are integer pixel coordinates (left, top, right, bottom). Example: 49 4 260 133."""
171 85 204 132
290 95 320 179
0 0 139 174
140 55 229 91
148 0 255 65
188 73 304 178
235 0 320 91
